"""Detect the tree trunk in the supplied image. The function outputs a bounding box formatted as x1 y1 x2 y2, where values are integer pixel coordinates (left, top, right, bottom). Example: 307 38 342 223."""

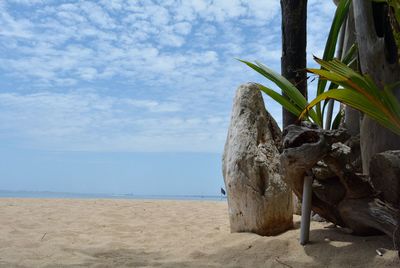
342 3 361 136
352 0 400 174
352 1 400 255
281 0 308 215
281 0 308 127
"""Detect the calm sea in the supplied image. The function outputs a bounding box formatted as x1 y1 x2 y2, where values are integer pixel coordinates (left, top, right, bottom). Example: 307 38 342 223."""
0 190 227 201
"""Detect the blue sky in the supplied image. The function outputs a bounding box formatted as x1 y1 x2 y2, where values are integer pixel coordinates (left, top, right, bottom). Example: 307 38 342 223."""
0 0 336 196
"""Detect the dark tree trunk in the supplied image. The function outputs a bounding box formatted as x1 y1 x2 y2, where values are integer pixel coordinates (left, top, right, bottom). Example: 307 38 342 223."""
281 0 308 215
280 0 308 127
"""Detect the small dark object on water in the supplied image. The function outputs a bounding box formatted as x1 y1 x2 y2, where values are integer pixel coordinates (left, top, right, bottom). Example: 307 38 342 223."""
220 188 226 195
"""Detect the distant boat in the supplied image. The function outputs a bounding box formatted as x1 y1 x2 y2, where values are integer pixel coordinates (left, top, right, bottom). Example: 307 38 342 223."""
220 187 226 196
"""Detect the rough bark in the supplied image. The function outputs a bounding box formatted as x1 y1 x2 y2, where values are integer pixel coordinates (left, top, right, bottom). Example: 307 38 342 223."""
281 0 308 215
369 152 400 253
223 83 293 236
280 0 308 127
370 151 400 207
342 3 361 136
280 123 398 238
352 0 400 174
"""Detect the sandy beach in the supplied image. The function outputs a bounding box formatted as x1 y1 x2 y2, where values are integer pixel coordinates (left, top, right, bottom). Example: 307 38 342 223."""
0 198 398 267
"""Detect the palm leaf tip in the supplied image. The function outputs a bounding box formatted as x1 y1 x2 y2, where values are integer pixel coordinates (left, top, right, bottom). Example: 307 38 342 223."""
305 58 400 136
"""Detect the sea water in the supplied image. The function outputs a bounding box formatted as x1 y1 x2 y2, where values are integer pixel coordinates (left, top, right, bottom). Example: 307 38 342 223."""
0 190 227 201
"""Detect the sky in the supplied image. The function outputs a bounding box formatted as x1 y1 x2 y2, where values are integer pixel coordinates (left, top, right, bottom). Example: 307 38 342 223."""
0 0 336 196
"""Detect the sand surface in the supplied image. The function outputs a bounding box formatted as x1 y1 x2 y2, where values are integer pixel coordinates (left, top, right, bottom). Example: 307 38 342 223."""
0 198 398 267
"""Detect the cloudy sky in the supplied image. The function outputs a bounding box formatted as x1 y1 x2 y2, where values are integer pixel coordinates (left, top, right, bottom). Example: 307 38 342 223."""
0 0 336 196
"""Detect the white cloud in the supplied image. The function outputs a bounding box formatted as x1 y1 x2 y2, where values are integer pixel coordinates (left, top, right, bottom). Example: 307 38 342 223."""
6 0 44 5
0 0 283 84
99 0 124 11
80 1 116 29
173 21 192 35
0 92 225 152
0 0 337 152
124 99 181 113
246 0 280 21
78 67 98 80
0 4 33 38
206 0 246 22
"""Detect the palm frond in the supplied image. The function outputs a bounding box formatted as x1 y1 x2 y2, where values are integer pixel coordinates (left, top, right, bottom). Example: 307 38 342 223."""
305 58 400 136
239 59 322 126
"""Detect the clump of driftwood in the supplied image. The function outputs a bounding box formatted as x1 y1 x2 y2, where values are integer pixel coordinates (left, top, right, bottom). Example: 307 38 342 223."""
280 122 399 248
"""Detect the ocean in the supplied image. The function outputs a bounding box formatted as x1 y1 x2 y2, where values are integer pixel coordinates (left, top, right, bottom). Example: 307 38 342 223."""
0 190 227 201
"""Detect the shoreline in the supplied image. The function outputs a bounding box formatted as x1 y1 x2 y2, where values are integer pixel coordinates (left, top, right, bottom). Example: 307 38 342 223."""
0 190 227 201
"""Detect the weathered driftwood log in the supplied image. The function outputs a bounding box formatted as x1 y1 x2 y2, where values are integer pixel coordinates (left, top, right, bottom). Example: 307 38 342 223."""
281 122 399 238
370 151 400 206
223 83 293 236
353 0 400 174
341 3 361 136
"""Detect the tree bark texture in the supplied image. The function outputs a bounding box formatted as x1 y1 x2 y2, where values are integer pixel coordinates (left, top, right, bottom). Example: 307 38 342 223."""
352 0 400 174
281 0 308 127
281 0 308 215
342 3 361 136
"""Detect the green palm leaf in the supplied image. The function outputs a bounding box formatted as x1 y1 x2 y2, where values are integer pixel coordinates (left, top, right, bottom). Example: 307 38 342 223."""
301 89 400 135
306 58 400 136
239 59 321 125
257 84 303 117
315 0 352 118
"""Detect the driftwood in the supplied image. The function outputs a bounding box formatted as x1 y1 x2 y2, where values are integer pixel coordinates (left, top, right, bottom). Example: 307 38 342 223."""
223 84 293 236
341 3 361 137
353 0 400 174
281 122 398 239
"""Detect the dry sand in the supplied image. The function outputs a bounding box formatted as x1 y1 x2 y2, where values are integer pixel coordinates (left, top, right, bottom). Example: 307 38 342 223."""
0 198 398 268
